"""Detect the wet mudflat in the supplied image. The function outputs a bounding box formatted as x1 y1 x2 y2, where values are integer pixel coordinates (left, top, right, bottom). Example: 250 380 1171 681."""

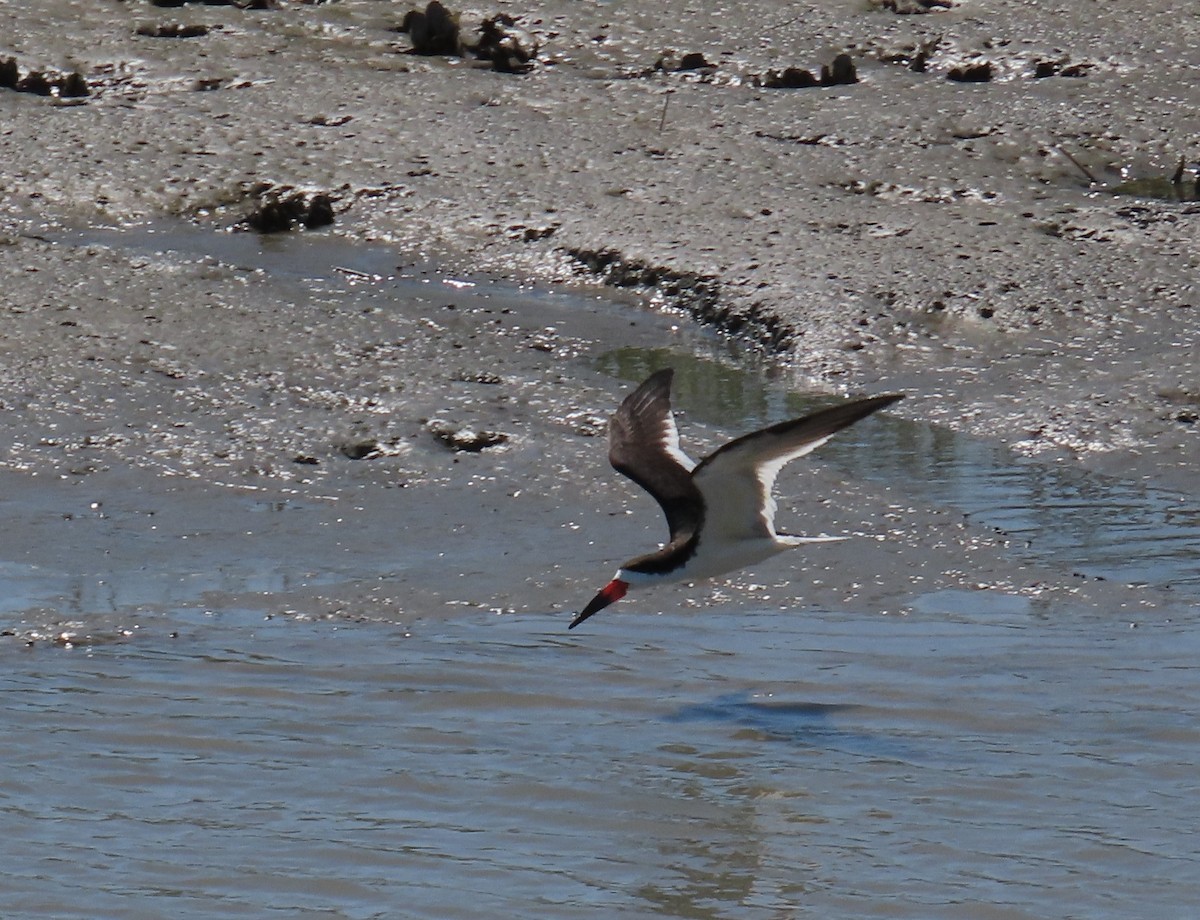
1 225 1197 919
2 0 1197 478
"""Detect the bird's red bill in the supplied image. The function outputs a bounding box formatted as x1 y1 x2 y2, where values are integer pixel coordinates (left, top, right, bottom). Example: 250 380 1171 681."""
569 579 628 630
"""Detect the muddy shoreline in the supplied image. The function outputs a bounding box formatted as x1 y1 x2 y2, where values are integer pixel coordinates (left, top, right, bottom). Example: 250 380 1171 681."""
0 220 1190 648
2 0 1198 487
0 1 1198 644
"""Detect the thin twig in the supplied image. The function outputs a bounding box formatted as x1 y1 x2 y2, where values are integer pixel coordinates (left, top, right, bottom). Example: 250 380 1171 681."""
1171 155 1186 185
334 266 380 281
1055 144 1099 184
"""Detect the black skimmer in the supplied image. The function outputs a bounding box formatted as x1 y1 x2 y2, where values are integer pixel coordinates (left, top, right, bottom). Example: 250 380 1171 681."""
571 369 903 629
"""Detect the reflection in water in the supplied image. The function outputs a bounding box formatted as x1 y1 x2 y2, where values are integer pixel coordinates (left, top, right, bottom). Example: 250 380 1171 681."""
670 694 857 731
598 348 1200 593
597 348 777 426
839 415 1200 592
668 693 930 781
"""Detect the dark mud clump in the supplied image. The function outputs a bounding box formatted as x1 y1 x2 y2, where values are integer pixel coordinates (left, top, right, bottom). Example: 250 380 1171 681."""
400 1 463 56
241 190 336 233
473 14 539 74
136 23 213 38
400 2 539 73
1 58 90 98
947 61 994 83
59 72 90 98
756 54 857 89
0 57 18 89
426 420 509 452
339 439 381 460
565 247 796 350
149 0 256 6
821 53 858 86
870 0 956 11
15 70 54 96
655 51 717 73
757 67 819 89
1033 57 1091 78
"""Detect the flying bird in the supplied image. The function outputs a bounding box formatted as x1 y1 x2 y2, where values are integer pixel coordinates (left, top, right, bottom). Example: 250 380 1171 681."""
571 369 903 629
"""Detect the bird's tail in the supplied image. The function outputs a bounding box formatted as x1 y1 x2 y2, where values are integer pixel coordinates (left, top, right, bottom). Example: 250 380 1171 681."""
776 533 849 546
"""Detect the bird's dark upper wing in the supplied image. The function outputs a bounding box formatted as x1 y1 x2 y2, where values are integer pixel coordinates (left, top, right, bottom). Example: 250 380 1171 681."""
607 369 704 541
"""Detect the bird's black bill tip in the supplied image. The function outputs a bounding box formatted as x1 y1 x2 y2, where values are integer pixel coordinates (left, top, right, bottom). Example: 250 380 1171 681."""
568 579 629 630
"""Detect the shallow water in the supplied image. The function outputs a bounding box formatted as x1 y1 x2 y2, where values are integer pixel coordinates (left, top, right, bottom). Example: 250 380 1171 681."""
3 226 1200 919
4 598 1199 919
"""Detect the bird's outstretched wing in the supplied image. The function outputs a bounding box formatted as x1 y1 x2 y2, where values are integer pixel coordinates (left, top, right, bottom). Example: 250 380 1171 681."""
691 394 904 541
607 369 703 541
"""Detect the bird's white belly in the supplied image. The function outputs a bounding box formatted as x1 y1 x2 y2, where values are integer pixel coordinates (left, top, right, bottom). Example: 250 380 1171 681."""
621 537 790 587
684 537 791 581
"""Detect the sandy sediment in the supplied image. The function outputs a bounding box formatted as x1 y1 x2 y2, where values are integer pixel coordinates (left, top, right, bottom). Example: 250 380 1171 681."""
1 0 1197 485
0 230 1179 639
0 1 1196 638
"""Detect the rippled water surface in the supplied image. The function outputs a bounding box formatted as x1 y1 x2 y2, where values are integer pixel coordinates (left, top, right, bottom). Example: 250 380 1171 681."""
4 598 1199 919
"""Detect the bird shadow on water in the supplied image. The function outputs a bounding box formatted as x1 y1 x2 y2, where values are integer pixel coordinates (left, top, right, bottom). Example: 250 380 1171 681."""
664 691 924 763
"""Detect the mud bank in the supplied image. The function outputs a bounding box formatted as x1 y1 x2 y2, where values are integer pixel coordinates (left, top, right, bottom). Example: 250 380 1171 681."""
2 223 1186 644
2 0 1198 487
0 1 1198 644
